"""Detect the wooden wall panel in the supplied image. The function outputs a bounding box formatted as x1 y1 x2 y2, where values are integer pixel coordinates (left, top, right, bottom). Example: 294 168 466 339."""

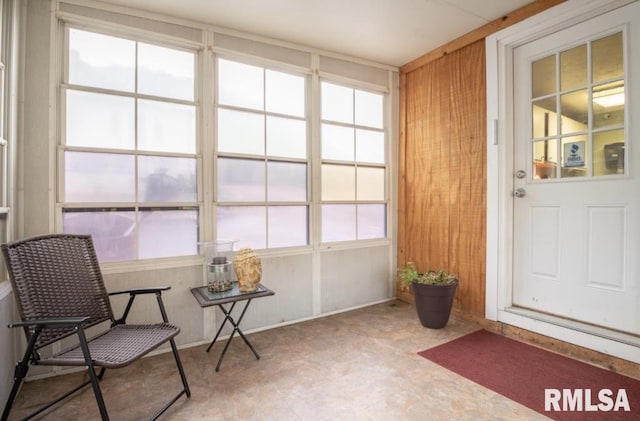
398 41 486 315
397 0 564 315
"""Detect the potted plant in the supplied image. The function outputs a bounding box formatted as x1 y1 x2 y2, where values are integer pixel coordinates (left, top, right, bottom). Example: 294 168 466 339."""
398 262 458 329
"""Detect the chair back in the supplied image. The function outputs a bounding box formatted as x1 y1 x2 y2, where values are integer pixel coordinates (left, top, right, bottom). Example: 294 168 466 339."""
1 234 114 349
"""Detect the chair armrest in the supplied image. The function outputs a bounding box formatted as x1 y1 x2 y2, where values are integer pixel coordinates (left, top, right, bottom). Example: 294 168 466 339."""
9 317 90 329
110 287 172 325
108 286 171 296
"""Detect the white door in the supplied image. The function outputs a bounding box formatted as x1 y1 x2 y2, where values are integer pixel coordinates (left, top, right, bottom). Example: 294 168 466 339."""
512 2 640 336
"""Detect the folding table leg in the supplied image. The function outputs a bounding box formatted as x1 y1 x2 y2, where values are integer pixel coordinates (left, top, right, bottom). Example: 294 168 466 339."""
206 301 237 352
211 299 260 371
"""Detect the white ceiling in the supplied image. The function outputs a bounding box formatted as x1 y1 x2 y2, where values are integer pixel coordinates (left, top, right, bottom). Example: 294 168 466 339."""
97 0 534 67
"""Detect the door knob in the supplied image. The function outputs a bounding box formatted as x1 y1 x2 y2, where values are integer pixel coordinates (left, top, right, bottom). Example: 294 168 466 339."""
514 188 526 198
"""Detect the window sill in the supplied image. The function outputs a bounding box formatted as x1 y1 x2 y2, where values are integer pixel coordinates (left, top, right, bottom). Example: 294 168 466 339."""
101 254 203 275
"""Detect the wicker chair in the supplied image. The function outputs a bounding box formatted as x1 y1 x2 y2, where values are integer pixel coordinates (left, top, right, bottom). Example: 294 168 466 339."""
0 234 190 420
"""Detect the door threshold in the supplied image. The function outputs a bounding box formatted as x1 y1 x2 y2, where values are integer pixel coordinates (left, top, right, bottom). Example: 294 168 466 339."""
505 307 640 348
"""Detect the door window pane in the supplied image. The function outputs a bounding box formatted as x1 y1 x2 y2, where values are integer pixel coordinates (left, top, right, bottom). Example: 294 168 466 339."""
593 81 625 129
68 29 135 92
532 55 556 98
561 135 588 178
217 158 265 202
560 45 587 91
594 130 624 176
139 209 198 258
63 209 136 262
532 100 557 138
357 204 386 240
138 156 197 202
322 204 356 242
268 206 308 247
322 164 355 201
560 90 587 134
218 108 264 155
218 59 263 110
66 90 135 149
533 139 558 180
592 32 623 83
267 161 307 202
138 99 196 154
321 82 353 124
138 43 194 101
217 206 266 250
266 70 305 117
266 116 306 159
65 151 135 202
322 124 354 161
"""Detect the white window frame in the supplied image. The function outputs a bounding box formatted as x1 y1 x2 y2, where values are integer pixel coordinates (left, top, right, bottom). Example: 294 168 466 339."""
318 78 388 245
213 54 312 251
57 24 202 267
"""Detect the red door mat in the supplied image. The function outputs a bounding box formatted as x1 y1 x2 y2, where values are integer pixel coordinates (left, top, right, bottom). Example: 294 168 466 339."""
418 329 640 420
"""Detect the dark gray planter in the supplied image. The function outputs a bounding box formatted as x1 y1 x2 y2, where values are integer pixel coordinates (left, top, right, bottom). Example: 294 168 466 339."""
411 278 458 328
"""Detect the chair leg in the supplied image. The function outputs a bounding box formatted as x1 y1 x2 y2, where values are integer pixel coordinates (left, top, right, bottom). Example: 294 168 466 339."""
1 326 41 421
170 338 191 397
1 360 28 421
77 328 109 421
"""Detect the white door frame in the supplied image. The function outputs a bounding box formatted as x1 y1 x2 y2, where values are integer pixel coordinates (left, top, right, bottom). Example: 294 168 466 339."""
485 0 640 363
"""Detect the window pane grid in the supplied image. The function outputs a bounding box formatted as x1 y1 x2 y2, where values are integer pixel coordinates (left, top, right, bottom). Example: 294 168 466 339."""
216 57 309 250
62 28 198 262
320 80 387 243
530 31 625 181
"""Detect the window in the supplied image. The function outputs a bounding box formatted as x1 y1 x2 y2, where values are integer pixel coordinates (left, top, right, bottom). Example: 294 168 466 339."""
531 32 625 179
61 28 198 262
60 26 391 263
320 81 386 242
215 58 309 250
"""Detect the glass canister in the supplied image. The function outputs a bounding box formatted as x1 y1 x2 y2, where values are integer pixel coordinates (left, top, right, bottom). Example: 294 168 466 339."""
199 240 237 291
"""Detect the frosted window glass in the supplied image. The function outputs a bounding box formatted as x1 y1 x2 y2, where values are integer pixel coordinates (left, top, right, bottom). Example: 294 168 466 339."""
218 109 265 155
218 58 263 110
322 204 356 242
139 209 198 258
138 43 194 101
68 29 135 92
357 167 385 200
217 158 265 202
65 151 134 202
63 210 136 262
267 161 307 201
266 116 306 159
322 164 355 201
357 204 386 239
321 82 353 124
355 90 383 129
66 90 135 150
138 99 196 154
322 124 354 161
217 206 266 250
268 206 308 247
266 70 305 117
356 129 384 163
138 156 197 202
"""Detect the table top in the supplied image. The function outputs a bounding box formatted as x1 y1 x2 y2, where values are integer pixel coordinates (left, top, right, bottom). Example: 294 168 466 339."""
190 283 275 308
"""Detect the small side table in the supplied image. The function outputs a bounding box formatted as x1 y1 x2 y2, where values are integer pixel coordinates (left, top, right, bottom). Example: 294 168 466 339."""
190 284 275 371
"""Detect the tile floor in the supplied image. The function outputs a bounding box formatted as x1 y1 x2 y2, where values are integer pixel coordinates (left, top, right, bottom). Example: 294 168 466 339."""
5 300 549 420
